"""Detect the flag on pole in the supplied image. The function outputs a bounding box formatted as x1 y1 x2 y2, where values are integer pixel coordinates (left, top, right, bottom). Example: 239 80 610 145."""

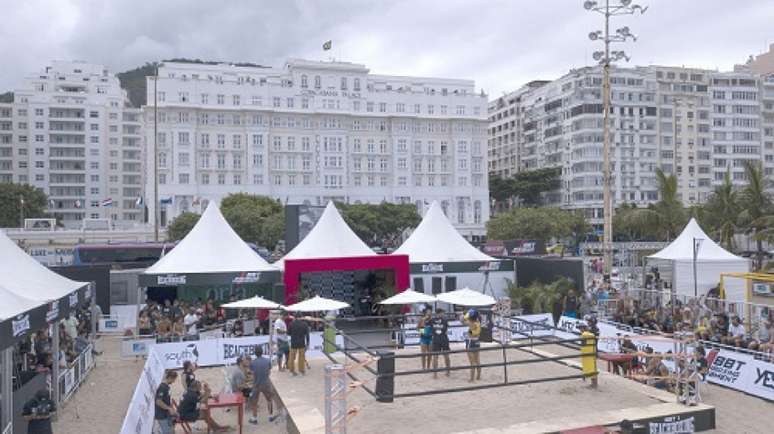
323 40 332 51
135 195 144 207
192 196 201 206
49 199 55 208
101 198 114 207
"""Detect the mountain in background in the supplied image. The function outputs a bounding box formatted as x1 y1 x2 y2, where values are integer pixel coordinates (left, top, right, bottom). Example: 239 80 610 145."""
117 58 268 107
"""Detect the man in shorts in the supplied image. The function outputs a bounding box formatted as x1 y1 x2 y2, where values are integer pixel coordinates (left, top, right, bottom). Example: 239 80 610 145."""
430 308 451 379
274 311 290 371
249 346 278 424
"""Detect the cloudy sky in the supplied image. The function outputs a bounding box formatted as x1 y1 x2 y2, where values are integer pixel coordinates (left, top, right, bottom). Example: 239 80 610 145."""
1 0 772 95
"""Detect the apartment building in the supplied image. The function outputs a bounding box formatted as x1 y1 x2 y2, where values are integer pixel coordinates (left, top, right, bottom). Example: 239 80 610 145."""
488 65 774 229
145 59 490 239
0 61 143 228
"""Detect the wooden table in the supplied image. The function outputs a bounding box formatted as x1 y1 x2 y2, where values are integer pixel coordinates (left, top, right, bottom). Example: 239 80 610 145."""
207 392 245 434
598 353 636 375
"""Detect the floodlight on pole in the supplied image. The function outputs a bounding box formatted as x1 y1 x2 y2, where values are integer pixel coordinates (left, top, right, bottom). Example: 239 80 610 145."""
583 0 647 280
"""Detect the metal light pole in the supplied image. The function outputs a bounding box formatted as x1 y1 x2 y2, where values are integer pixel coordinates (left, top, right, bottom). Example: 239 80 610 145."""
693 237 703 297
153 64 160 242
584 0 647 280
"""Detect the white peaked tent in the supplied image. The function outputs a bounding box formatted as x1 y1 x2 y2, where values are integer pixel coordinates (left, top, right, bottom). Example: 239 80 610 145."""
648 218 749 300
395 201 495 263
394 201 514 298
0 230 87 307
274 201 375 269
145 202 277 276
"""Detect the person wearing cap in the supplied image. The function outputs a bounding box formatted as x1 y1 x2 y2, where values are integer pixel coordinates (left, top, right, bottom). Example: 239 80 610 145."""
23 389 56 434
464 309 482 382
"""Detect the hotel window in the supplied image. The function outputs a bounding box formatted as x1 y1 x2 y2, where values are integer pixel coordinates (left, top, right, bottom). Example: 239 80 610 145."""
232 95 240 105
314 75 321 89
354 78 361 91
273 97 281 108
218 174 226 185
201 94 209 104
341 77 347 90
379 103 387 113
301 75 308 88
217 94 224 105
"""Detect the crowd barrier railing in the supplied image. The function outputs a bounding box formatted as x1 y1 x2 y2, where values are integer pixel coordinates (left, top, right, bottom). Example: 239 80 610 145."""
56 343 96 404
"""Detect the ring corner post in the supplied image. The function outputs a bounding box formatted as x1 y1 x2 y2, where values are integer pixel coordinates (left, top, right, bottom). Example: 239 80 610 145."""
375 350 395 403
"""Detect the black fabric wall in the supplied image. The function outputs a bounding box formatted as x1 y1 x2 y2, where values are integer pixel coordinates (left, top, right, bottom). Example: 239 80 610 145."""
50 264 111 314
513 256 585 290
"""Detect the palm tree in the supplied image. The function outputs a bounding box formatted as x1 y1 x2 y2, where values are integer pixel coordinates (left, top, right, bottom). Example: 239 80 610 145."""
701 171 739 250
738 161 773 270
643 169 688 241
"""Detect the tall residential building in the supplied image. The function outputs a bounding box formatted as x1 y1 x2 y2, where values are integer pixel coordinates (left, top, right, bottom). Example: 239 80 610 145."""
145 59 490 239
0 61 143 228
488 65 774 229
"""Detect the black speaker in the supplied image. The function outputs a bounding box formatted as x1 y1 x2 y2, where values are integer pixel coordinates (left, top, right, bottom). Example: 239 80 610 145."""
375 351 395 403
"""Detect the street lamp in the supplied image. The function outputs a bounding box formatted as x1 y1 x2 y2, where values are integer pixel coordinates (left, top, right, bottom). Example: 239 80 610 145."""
583 0 647 281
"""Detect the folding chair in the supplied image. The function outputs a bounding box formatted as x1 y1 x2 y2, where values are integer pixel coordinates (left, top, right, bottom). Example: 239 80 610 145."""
172 398 192 434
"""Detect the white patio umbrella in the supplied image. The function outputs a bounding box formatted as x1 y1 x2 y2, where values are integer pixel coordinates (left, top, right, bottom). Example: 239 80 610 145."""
221 295 282 310
285 295 350 312
379 289 437 305
436 287 496 307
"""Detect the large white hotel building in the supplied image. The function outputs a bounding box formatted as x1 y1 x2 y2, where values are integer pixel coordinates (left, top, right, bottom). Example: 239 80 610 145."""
146 59 490 239
0 61 143 228
488 64 774 229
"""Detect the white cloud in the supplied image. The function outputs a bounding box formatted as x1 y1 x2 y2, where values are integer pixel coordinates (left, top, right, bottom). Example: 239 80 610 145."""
0 0 772 94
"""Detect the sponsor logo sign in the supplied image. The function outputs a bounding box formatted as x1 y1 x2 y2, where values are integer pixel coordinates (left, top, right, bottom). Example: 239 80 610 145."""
12 314 31 336
649 415 694 434
232 272 260 284
46 301 60 322
706 349 745 385
157 275 186 285
754 368 774 391
421 263 444 273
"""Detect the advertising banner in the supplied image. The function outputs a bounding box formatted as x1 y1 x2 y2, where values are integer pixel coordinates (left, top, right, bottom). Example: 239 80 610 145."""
705 348 774 401
510 313 555 338
119 348 165 434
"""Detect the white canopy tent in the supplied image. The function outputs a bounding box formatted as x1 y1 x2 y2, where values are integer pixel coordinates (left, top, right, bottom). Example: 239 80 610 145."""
393 201 513 298
647 218 750 301
0 230 88 305
221 296 283 310
145 202 277 276
274 201 375 269
379 289 437 305
285 295 350 312
394 201 495 263
436 288 496 307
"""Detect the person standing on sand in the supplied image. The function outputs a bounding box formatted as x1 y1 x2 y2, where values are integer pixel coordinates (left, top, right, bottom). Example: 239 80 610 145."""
430 308 451 379
249 346 278 425
154 370 178 434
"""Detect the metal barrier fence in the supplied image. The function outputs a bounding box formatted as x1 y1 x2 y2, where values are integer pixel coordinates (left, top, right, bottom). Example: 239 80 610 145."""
56 343 96 404
597 288 771 337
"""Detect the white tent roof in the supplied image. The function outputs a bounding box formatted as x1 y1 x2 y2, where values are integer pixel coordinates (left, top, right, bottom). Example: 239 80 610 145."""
648 218 747 262
436 287 496 306
379 289 437 305
285 295 350 312
145 202 276 275
274 202 374 269
0 230 87 301
221 296 282 310
0 286 46 320
394 201 494 263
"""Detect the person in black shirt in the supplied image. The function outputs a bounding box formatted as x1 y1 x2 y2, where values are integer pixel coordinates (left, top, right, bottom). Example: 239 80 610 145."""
182 360 197 389
178 380 229 432
430 309 451 379
22 389 56 434
288 316 310 375
154 370 178 434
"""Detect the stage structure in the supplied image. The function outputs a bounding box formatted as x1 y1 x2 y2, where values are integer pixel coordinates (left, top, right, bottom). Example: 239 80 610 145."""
276 202 409 310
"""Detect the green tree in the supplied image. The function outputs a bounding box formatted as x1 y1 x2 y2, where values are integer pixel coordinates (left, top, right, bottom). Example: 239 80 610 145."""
488 167 561 210
166 212 201 241
338 202 420 247
738 161 773 270
486 207 587 241
700 171 739 250
220 193 284 249
0 183 48 227
508 277 575 315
